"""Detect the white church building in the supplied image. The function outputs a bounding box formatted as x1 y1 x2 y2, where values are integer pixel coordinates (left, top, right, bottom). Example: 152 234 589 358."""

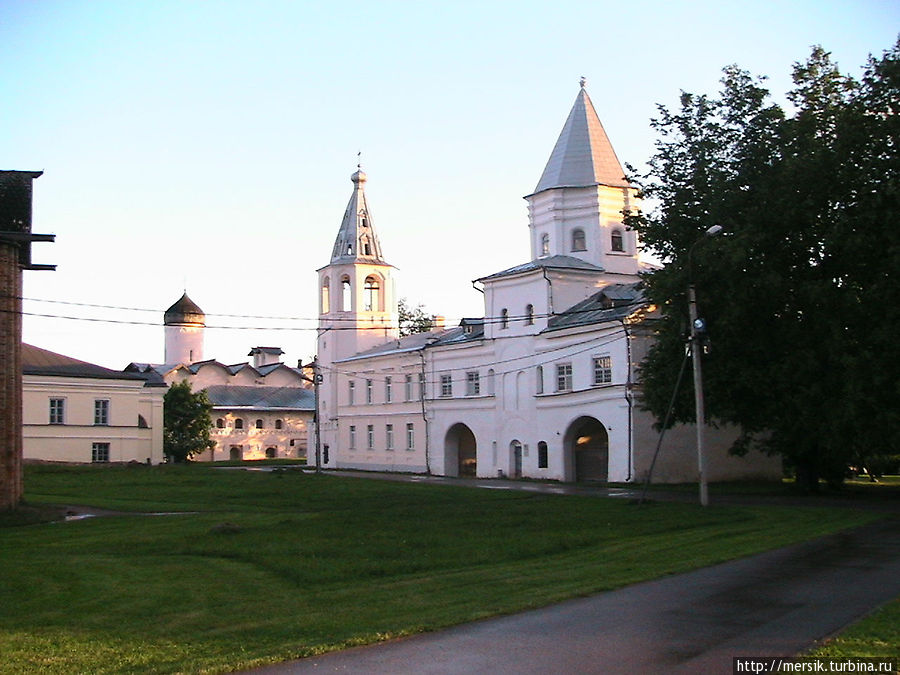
315 82 779 483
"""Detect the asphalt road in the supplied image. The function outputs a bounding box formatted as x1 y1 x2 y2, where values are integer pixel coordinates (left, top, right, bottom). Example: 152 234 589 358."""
247 500 899 674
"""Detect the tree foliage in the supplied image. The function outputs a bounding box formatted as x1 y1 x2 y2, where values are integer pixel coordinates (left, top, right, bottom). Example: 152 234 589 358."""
163 380 215 463
628 41 900 489
398 297 435 337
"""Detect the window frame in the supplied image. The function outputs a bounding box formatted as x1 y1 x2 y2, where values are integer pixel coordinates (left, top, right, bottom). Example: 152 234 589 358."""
406 422 415 451
93 399 110 426
366 379 373 404
611 228 624 252
366 424 375 450
556 363 573 392
385 376 392 403
49 398 65 425
593 355 613 385
537 441 549 469
440 373 453 398
349 425 356 450
386 424 394 451
571 228 586 252
91 442 110 463
465 371 480 397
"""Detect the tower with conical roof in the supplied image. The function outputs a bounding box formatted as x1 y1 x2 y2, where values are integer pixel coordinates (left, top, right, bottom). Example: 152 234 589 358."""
164 292 205 364
526 79 640 278
316 168 398 467
317 168 397 356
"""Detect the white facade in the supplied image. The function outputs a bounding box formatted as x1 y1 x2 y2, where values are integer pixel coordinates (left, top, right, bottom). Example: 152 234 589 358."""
23 344 165 464
315 83 780 484
129 295 315 462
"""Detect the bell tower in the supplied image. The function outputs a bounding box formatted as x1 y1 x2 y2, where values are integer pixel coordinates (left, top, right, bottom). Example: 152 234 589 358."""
316 168 398 466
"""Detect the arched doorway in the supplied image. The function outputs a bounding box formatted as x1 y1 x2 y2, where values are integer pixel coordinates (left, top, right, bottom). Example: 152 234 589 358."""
229 446 242 461
444 423 477 477
564 417 609 482
510 440 523 478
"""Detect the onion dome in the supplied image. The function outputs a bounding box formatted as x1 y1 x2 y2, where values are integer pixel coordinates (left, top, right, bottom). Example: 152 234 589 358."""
164 292 205 326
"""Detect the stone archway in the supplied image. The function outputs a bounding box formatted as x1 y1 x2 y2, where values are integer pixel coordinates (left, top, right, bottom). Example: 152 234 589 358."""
564 416 609 482
444 423 477 477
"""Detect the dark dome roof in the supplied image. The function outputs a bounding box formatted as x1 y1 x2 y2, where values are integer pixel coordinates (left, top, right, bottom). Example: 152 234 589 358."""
164 293 205 326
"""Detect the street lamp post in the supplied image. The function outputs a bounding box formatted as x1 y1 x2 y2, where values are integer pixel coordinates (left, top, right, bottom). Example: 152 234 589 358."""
688 224 722 507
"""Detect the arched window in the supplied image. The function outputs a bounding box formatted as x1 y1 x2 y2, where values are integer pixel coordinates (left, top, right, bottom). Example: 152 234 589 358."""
537 441 549 469
341 276 351 311
525 304 534 325
572 228 586 252
501 308 509 329
364 276 380 311
540 233 550 256
265 447 277 459
321 277 330 313
255 419 264 429
216 418 225 429
611 229 624 252
234 418 244 430
275 419 283 430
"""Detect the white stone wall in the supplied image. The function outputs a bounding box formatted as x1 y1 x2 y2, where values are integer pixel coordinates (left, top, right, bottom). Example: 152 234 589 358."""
23 375 164 464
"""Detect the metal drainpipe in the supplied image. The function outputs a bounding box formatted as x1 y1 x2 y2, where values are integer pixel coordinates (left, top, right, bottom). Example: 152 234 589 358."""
418 348 430 475
541 266 555 316
621 317 634 482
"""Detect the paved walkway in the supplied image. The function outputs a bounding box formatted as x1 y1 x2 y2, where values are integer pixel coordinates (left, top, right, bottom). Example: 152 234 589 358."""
247 474 900 675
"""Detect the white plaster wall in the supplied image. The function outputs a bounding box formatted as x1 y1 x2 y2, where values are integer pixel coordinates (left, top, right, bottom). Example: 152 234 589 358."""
23 375 164 463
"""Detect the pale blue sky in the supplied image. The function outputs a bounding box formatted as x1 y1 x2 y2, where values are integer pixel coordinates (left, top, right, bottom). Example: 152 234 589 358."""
3 0 897 368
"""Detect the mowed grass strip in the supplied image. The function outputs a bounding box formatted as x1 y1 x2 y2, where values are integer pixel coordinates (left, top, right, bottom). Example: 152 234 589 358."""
0 464 879 674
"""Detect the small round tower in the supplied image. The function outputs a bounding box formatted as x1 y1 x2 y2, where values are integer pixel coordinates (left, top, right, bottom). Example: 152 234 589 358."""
164 292 205 364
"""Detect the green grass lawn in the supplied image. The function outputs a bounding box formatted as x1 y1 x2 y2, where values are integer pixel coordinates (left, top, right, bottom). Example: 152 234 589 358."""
0 464 883 674
809 598 900 659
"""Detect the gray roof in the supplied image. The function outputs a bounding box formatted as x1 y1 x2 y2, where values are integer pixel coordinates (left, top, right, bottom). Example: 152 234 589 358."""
24 344 151 383
164 292 205 326
338 319 485 362
531 84 632 195
545 283 645 332
476 255 604 282
328 169 390 266
204 385 315 411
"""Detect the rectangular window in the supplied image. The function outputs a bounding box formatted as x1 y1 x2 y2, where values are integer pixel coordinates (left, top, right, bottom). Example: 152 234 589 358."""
94 399 110 426
405 374 413 401
466 371 480 396
349 425 356 450
367 424 374 449
536 366 544 395
385 376 392 403
366 379 373 404
348 380 355 405
419 373 426 401
49 398 65 425
91 442 110 463
386 424 394 450
593 355 612 385
406 423 415 450
440 373 453 397
556 363 573 392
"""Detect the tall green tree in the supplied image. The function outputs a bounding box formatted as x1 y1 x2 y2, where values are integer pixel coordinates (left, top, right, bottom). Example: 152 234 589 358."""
398 297 435 337
629 42 900 489
163 380 215 463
